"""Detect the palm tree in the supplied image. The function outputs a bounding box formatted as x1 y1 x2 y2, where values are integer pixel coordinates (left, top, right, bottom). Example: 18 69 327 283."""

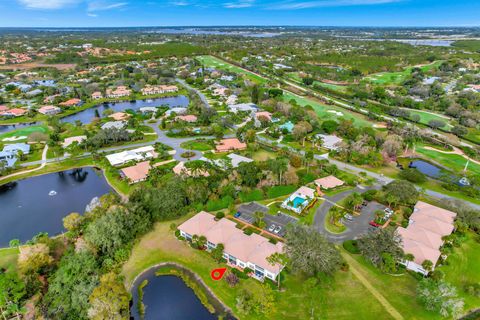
404 253 415 268
254 211 265 229
422 259 434 275
198 235 207 249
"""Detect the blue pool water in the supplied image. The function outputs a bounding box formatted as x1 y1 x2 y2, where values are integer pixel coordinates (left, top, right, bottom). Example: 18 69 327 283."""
292 196 306 208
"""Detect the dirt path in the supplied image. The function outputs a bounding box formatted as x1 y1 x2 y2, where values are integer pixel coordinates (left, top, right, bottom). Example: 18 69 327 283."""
0 145 48 182
342 252 404 320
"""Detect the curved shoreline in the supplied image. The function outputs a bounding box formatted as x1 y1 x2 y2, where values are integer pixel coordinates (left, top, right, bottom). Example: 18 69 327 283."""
129 262 235 319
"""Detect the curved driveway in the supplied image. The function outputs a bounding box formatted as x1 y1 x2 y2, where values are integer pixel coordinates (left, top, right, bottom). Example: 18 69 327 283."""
314 185 379 243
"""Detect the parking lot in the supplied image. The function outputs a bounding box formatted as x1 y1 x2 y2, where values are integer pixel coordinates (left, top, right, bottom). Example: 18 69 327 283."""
236 202 298 237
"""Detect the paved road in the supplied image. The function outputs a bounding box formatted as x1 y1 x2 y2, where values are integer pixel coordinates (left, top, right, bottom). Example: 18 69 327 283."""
256 135 480 210
176 78 211 109
314 185 380 243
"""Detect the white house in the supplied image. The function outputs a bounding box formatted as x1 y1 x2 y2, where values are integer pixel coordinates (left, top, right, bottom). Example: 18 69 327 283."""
106 146 157 166
316 134 343 151
228 103 258 114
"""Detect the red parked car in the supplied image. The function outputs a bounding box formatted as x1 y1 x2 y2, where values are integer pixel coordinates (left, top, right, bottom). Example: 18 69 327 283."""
369 221 381 228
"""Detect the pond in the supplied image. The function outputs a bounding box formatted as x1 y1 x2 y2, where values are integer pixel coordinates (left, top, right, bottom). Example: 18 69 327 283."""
0 122 38 134
61 95 189 125
131 265 234 320
0 167 112 247
409 160 443 178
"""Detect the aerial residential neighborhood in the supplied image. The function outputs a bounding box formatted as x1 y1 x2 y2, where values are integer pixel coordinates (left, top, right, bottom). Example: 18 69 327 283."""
0 1 479 320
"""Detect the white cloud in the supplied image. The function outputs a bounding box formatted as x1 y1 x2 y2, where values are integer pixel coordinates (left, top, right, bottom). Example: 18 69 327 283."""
17 0 81 9
224 0 255 8
87 12 98 17
170 1 189 5
270 0 403 10
87 1 127 11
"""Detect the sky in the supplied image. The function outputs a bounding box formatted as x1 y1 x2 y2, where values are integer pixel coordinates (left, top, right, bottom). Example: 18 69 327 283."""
0 0 478 28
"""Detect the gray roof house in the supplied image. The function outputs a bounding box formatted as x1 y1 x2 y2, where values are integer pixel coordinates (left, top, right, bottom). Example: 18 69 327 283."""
0 143 30 168
228 103 258 114
101 121 126 130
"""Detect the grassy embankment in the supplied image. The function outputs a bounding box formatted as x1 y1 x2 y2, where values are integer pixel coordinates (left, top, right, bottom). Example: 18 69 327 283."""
122 215 480 319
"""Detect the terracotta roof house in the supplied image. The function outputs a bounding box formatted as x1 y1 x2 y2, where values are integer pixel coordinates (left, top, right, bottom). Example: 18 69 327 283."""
38 105 61 115
178 212 284 281
59 98 82 107
91 92 103 100
120 161 151 184
215 138 247 153
106 86 131 98
255 111 272 121
2 108 27 117
0 105 8 113
62 136 87 148
141 85 178 95
173 161 210 177
109 112 130 121
397 201 457 275
314 176 345 190
175 115 198 123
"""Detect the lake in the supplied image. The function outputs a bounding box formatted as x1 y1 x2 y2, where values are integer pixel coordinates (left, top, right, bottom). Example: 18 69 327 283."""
130 265 235 320
0 167 112 246
61 95 189 124
409 160 442 178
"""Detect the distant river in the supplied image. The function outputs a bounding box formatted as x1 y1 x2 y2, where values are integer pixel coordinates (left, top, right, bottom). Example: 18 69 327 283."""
0 167 112 246
61 95 189 124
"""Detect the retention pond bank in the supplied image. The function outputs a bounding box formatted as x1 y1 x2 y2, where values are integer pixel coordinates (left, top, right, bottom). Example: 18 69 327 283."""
130 263 235 320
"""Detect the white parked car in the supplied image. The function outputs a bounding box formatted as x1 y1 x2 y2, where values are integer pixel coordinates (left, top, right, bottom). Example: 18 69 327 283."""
274 226 282 234
268 224 276 232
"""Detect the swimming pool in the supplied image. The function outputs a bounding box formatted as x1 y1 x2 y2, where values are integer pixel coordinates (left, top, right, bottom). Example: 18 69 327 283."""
292 196 306 208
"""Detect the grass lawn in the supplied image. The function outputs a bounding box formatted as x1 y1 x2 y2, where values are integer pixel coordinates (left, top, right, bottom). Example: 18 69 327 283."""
415 145 480 176
122 216 399 320
245 149 277 162
0 125 49 141
325 209 347 234
0 247 19 273
437 233 480 313
299 199 323 226
0 156 95 186
196 55 268 84
283 92 374 128
286 72 348 93
345 250 441 320
180 139 214 151
365 60 443 85
406 109 453 131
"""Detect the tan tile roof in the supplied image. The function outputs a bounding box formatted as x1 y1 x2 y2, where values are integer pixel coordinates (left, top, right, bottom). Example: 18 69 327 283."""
397 201 456 267
215 138 247 152
178 212 284 273
314 175 344 189
120 161 151 183
296 186 316 198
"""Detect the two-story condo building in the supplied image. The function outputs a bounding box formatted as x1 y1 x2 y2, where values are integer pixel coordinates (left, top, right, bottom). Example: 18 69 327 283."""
178 212 284 281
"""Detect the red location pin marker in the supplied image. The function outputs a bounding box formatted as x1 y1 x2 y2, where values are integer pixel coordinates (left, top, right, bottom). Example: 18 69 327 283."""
210 268 227 281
